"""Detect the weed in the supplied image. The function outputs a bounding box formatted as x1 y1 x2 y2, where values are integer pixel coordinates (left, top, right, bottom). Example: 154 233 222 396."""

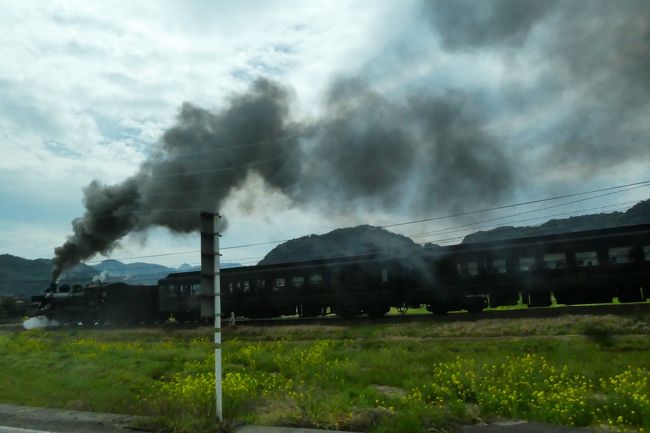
1 317 649 433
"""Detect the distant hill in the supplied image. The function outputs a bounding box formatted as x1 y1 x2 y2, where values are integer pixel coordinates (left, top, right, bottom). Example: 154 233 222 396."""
93 260 174 285
3 198 648 295
0 255 98 296
462 198 650 243
90 260 239 284
0 255 242 296
259 225 421 265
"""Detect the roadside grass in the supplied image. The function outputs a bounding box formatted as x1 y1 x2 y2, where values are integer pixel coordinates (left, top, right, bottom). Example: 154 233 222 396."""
0 315 649 433
227 313 650 341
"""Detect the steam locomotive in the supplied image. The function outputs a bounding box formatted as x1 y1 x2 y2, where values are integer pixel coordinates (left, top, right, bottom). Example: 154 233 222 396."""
31 223 650 324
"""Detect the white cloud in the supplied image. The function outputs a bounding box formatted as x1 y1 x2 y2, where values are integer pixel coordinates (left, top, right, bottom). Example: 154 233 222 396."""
0 0 420 262
0 0 647 264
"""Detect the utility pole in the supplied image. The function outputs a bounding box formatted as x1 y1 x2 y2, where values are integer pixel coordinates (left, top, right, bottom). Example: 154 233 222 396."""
200 212 222 422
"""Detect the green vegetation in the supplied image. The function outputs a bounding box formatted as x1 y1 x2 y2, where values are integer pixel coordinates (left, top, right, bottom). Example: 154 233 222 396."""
259 225 420 265
0 314 649 433
462 198 650 243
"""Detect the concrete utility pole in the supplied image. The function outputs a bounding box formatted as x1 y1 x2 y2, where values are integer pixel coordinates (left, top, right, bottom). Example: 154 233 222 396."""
200 212 222 421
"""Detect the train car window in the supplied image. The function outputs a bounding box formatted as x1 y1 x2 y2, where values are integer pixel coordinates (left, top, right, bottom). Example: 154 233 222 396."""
644 246 650 261
456 263 462 274
543 253 567 269
191 284 200 294
575 251 599 267
608 246 633 264
273 278 285 292
228 282 234 294
467 262 479 276
519 257 536 271
381 268 389 282
491 259 507 274
309 274 323 287
292 276 305 288
243 281 250 292
256 280 266 289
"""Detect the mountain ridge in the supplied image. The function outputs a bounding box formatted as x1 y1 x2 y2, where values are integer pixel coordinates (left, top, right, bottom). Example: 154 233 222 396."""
3 198 649 296
461 199 650 243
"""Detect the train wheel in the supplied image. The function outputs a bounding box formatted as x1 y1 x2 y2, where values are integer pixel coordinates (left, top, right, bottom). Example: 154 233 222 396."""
463 296 487 313
301 305 323 317
527 291 552 307
364 304 390 319
426 304 448 315
489 293 519 308
618 287 643 303
334 304 360 319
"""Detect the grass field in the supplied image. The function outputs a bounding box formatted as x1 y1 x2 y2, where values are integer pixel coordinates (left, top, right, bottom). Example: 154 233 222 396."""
1 313 649 433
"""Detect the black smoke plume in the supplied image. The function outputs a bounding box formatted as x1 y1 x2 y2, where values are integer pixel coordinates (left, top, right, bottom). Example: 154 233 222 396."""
52 77 514 279
300 78 514 212
425 0 650 171
52 79 300 280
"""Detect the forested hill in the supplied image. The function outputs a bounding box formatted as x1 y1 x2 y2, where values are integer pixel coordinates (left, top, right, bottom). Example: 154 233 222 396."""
0 255 243 297
259 225 421 265
462 198 650 244
260 199 650 263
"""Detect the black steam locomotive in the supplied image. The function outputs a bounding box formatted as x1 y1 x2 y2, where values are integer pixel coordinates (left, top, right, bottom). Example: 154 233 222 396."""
32 223 650 324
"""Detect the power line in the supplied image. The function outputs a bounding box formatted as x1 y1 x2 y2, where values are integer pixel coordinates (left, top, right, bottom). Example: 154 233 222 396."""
150 155 287 179
406 188 646 239
78 180 649 265
7 201 647 286
83 250 200 264
221 239 287 250
80 240 287 264
154 130 306 160
206 201 634 264
410 201 636 241
418 204 635 246
381 179 650 229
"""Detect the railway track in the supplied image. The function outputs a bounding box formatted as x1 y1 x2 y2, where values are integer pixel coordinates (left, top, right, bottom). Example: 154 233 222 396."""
2 302 648 331
227 302 650 327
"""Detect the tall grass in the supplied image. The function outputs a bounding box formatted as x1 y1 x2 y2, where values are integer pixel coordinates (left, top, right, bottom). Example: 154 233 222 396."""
1 316 649 433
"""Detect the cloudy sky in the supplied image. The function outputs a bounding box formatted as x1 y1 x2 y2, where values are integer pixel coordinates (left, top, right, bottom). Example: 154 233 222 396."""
1 0 649 269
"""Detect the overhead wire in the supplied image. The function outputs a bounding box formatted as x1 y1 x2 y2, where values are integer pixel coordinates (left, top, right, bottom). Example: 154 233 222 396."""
15 178 647 287
67 200 639 269
83 179 650 263
418 204 637 246
8 200 646 286
410 201 637 241
149 130 306 160
380 179 650 229
404 183 650 239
